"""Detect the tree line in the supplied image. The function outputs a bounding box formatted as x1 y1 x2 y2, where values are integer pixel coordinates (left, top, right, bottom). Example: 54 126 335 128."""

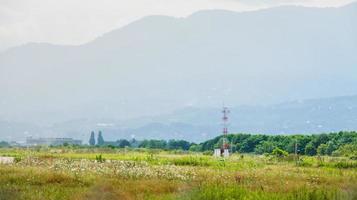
87 131 356 157
88 130 193 150
195 131 357 157
138 139 192 150
1 131 356 157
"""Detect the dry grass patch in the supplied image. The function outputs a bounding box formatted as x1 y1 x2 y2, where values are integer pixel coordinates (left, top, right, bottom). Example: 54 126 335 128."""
78 179 189 200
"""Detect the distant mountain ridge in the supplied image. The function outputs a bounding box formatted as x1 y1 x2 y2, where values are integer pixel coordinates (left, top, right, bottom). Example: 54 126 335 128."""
1 95 356 142
0 3 356 141
115 95 357 141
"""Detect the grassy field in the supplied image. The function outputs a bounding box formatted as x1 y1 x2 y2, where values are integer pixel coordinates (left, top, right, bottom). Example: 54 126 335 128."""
0 147 356 200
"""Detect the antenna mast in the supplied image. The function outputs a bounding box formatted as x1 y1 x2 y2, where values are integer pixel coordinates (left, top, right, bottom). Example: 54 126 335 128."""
222 106 230 151
213 105 231 157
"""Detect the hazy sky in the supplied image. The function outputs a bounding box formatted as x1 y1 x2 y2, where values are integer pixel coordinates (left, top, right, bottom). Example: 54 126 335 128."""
0 0 355 51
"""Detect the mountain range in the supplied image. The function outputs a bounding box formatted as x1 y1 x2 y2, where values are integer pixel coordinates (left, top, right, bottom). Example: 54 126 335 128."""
1 95 357 142
0 3 356 141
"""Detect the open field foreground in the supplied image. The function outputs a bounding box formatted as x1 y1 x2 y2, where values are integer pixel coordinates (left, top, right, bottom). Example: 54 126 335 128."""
0 148 356 200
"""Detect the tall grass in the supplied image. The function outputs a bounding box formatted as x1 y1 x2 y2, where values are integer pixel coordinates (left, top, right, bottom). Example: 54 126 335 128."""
186 183 350 200
0 148 356 200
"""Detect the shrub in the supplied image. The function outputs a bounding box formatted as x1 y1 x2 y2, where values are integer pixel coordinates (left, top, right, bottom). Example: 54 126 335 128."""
334 161 357 169
14 156 22 163
333 144 357 157
271 147 288 158
95 154 105 163
296 159 313 167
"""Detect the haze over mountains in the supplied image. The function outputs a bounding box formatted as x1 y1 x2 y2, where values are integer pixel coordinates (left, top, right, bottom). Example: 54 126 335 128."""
1 95 357 142
0 3 356 141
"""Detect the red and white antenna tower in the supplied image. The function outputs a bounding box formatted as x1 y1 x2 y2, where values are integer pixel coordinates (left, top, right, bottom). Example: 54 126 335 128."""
222 105 230 150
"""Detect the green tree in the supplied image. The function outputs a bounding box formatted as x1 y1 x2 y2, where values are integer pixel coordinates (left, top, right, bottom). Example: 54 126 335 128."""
97 131 105 146
189 144 201 152
89 131 95 146
325 141 337 155
240 135 266 153
198 132 357 155
317 143 328 155
254 141 276 154
139 140 167 149
168 140 191 150
214 138 224 149
305 142 317 156
0 141 10 148
333 143 357 157
293 136 311 155
118 139 131 148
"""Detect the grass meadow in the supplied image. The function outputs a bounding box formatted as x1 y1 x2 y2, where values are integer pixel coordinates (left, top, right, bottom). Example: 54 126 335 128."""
0 147 356 200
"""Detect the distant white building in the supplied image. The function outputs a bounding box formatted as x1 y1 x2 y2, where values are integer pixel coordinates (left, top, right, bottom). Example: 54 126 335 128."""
214 149 221 157
26 137 82 146
213 148 230 158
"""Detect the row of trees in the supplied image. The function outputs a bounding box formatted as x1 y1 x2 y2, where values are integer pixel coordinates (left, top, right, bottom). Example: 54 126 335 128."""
88 131 193 150
138 139 192 150
89 131 105 146
196 131 357 156
89 131 132 147
86 131 356 157
1 131 356 157
0 129 356 157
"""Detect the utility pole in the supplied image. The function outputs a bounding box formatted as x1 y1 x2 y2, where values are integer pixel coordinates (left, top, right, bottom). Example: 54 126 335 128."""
295 139 298 165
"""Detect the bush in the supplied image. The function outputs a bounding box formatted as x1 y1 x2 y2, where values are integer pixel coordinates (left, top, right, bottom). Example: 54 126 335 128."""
296 160 313 167
271 147 288 158
95 154 105 163
334 161 357 169
350 155 357 160
14 156 22 163
333 144 357 157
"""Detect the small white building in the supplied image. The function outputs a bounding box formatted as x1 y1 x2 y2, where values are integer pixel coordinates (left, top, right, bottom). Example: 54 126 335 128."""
214 149 221 157
213 148 230 157
223 149 229 157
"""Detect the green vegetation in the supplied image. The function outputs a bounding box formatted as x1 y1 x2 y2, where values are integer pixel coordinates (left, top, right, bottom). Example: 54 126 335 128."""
83 131 357 158
89 131 95 146
0 146 356 200
97 131 105 146
0 141 9 148
198 131 357 157
108 132 357 158
139 139 192 150
1 131 356 199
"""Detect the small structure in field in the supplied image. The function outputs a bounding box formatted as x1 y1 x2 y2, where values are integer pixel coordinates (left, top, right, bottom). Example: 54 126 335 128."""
214 149 221 157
